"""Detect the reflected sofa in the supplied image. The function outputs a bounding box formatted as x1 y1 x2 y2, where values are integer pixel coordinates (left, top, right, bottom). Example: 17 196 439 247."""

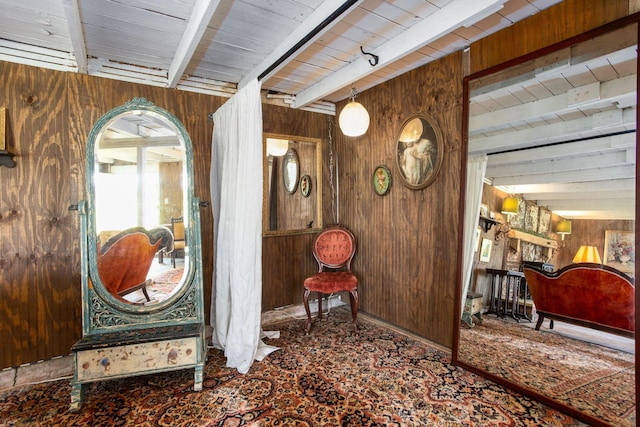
97 227 174 302
523 263 635 338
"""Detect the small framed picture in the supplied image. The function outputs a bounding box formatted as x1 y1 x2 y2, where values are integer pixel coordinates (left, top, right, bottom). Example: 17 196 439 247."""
479 204 489 218
373 165 392 196
479 238 492 262
300 174 312 198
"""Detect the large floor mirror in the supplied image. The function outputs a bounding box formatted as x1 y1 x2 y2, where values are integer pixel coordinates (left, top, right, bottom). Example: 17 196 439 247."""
454 17 637 427
70 98 206 412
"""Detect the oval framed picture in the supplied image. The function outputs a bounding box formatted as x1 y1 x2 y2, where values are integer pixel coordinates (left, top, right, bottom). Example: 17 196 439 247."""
373 165 391 196
395 114 443 190
300 174 312 197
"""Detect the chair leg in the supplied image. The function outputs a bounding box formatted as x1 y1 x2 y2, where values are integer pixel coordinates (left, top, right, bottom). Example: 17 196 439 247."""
317 293 323 320
349 289 359 333
303 288 312 334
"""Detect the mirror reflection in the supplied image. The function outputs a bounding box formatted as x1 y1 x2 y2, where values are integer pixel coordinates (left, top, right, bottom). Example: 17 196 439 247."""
458 24 636 427
93 110 188 305
263 134 322 235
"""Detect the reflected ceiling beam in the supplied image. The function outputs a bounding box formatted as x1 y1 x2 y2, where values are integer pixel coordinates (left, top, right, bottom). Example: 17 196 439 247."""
293 0 507 107
491 163 635 186
167 0 221 88
239 0 365 90
487 133 635 165
498 178 635 195
487 150 634 178
538 198 635 212
61 0 87 73
100 136 181 149
469 107 636 154
553 209 635 220
470 74 636 132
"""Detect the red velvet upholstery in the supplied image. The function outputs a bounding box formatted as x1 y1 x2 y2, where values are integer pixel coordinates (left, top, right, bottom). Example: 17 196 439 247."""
523 263 635 337
97 227 174 302
303 225 358 334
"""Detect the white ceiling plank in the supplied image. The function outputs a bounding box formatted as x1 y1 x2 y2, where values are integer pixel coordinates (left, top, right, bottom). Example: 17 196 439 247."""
238 0 366 89
167 0 221 88
293 0 508 107
61 0 87 73
524 189 632 200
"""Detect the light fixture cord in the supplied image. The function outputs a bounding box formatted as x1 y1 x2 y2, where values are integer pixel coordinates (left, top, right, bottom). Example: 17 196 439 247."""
328 117 337 225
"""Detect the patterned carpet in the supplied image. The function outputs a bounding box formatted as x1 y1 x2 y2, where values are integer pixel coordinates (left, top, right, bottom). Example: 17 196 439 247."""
0 307 587 426
459 316 635 427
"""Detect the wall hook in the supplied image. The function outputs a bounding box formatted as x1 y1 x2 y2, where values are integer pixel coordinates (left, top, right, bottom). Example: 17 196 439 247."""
360 46 379 66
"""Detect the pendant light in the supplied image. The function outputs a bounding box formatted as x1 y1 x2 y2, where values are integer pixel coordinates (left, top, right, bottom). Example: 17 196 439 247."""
338 87 370 137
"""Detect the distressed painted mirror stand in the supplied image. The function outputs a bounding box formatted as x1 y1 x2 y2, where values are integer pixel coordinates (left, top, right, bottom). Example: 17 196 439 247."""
70 98 206 412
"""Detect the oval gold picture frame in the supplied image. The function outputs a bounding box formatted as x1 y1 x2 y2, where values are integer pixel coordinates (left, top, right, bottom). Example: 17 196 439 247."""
395 114 443 190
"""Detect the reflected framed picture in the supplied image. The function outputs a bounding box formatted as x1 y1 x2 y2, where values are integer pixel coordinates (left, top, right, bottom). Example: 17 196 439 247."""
300 174 312 197
395 113 443 190
603 230 634 274
479 203 489 218
373 165 391 195
282 148 299 194
479 238 492 262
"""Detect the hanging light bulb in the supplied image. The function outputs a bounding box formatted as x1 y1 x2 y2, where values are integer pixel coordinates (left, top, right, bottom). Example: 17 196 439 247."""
338 87 370 137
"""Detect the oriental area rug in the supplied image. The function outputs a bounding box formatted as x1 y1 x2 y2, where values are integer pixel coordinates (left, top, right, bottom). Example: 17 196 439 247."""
1 308 588 426
459 316 635 427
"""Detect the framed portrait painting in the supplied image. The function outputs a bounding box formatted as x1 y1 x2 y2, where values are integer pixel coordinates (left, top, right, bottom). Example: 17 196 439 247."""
603 230 634 273
373 165 391 195
395 114 443 190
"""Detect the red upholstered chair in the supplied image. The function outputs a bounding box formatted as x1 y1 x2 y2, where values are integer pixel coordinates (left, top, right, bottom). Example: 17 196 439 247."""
303 225 358 334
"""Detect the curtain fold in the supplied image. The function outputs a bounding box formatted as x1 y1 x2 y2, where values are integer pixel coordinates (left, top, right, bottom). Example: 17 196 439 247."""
460 154 488 313
210 79 278 373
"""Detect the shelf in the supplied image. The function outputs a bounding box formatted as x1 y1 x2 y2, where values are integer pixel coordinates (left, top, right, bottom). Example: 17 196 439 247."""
479 216 499 232
508 229 557 249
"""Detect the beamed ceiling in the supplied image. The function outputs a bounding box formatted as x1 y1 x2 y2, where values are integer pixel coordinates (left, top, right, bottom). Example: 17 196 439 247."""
0 0 636 220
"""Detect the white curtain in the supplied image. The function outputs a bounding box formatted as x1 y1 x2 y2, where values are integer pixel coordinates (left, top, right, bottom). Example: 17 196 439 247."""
460 154 488 313
210 79 278 373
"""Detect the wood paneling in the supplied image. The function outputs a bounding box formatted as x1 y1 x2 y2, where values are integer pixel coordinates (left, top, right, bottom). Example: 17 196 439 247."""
335 53 463 347
261 105 330 311
0 63 224 368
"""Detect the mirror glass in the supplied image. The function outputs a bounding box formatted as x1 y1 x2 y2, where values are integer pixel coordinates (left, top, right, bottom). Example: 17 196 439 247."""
283 148 300 193
263 134 322 235
91 107 188 306
457 23 636 427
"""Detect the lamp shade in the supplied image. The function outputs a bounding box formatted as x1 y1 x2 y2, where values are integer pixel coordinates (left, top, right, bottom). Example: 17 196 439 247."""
266 138 289 156
501 197 519 215
573 245 601 264
556 219 572 235
338 101 370 137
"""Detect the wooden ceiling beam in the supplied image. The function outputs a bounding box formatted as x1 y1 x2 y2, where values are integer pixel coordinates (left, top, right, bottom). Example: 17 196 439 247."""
61 0 87 73
293 0 508 107
167 0 221 88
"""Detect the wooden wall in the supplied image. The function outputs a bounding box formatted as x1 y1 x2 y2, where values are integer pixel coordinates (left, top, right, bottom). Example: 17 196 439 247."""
0 0 632 368
261 106 331 311
332 0 631 348
0 61 330 368
334 52 464 347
